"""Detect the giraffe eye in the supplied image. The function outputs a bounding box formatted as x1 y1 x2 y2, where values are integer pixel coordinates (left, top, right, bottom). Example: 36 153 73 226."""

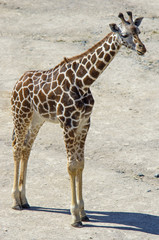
121 34 129 38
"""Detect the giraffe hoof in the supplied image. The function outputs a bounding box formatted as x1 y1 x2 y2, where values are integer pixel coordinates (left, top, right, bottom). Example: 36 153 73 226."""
22 203 30 209
81 215 89 222
12 204 23 210
71 221 83 228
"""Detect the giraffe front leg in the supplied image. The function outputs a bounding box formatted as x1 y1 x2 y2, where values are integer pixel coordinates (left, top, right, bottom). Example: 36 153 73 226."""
64 129 83 227
77 169 89 222
63 116 90 227
76 120 90 222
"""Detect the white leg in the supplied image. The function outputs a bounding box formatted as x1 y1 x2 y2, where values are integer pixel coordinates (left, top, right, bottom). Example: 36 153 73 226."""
18 148 31 208
77 169 89 221
69 170 82 227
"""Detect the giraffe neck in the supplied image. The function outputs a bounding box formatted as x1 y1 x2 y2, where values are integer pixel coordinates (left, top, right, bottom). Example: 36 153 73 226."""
70 32 121 93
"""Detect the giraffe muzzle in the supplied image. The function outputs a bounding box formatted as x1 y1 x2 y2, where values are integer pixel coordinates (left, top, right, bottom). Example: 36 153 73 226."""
136 43 147 55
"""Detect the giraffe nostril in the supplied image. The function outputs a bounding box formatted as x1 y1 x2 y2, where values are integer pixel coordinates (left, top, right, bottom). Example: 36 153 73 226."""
138 44 143 48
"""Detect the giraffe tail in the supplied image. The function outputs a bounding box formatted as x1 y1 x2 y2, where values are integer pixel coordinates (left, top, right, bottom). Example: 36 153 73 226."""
12 128 16 147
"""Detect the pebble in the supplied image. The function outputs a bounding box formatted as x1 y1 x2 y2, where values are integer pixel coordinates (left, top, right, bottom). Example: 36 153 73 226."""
116 170 125 174
147 190 152 193
81 40 88 46
154 173 159 178
137 173 145 177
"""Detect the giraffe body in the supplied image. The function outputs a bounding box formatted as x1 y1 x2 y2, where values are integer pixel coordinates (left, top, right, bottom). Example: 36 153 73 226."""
11 12 146 227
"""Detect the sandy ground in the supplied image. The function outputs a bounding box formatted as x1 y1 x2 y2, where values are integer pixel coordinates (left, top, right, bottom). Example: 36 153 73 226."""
0 0 159 239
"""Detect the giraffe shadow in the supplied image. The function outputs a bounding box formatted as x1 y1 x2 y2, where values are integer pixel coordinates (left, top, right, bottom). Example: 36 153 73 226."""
85 210 159 235
27 206 159 235
28 206 70 215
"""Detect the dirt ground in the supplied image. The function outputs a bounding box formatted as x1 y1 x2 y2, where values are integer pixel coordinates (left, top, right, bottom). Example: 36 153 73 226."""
0 0 159 239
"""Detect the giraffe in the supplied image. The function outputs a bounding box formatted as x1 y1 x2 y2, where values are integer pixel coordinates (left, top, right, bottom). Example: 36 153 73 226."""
11 12 146 227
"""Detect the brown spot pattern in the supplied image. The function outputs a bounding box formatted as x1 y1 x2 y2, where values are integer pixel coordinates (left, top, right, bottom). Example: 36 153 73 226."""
48 91 56 100
38 103 46 114
96 47 102 55
91 54 96 64
38 89 46 102
70 86 80 100
57 103 64 115
54 86 62 96
96 60 106 71
90 67 99 78
65 106 76 117
62 80 70 91
42 75 47 81
52 81 57 89
35 72 41 77
62 92 73 106
43 103 49 110
104 54 111 62
43 83 51 94
83 75 94 86
33 95 39 105
104 43 110 51
111 43 115 50
76 78 83 88
72 111 80 120
82 58 87 64
86 62 91 70
23 88 29 99
99 52 104 58
48 100 56 112
60 65 67 73
72 62 79 72
66 69 75 84
58 74 64 85
108 36 112 43
77 65 87 78
110 51 115 57
19 89 23 102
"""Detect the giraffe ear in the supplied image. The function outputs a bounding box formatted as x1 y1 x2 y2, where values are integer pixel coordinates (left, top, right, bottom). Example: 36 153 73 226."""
134 17 143 27
109 23 119 33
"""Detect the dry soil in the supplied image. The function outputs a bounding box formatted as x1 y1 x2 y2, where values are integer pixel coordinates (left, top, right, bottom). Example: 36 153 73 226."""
0 0 159 239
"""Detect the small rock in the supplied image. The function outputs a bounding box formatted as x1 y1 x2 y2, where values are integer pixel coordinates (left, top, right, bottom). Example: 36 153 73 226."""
116 170 125 174
137 173 145 177
154 173 159 178
81 40 88 46
147 190 152 193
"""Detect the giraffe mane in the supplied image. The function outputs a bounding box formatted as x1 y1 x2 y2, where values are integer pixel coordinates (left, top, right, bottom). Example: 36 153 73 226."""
53 33 112 71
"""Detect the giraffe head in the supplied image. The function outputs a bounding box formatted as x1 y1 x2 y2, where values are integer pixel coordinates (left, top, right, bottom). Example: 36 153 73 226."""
109 12 146 55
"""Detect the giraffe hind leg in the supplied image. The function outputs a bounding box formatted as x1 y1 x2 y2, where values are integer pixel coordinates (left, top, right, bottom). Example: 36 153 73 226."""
12 121 31 210
18 112 44 209
12 112 44 210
